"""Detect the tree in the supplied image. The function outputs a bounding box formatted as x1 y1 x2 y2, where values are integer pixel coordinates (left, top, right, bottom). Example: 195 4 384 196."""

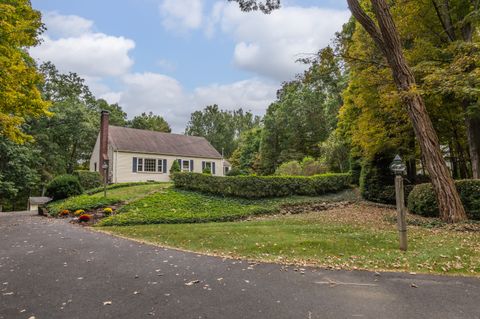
129 112 171 132
0 0 50 143
346 0 466 222
230 127 262 173
185 105 260 157
0 137 41 210
28 63 99 176
95 99 127 126
231 0 467 222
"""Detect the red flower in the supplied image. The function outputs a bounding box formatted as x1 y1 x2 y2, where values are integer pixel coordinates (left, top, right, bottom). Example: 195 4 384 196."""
78 214 92 223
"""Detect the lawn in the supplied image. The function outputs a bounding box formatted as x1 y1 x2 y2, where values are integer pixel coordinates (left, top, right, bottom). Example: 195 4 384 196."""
99 203 480 276
47 183 169 216
97 188 357 226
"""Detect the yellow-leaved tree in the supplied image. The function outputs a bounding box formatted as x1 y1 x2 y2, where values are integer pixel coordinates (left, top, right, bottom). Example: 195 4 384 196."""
0 0 50 143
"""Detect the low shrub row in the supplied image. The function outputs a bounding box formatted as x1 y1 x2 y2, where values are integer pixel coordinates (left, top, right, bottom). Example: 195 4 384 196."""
172 173 351 198
408 180 480 220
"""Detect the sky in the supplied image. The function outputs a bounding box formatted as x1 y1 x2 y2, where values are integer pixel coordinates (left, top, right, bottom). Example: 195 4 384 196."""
30 0 350 132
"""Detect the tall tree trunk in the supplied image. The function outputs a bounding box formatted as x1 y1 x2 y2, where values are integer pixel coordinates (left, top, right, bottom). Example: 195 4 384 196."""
464 103 480 179
347 0 467 222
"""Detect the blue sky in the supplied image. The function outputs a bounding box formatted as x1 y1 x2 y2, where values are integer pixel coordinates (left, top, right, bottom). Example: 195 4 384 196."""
30 0 350 132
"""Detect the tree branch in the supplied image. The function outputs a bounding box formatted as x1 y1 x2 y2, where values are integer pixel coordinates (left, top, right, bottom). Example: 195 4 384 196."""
431 0 457 42
346 0 386 55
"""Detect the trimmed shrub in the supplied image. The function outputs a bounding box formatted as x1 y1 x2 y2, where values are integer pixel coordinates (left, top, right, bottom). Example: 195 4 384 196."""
226 167 248 176
169 160 181 175
172 172 351 198
73 170 103 190
46 174 83 200
407 180 480 220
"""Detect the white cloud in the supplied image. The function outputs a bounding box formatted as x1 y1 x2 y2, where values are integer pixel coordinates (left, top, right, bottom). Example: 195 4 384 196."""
211 3 350 81
30 13 135 78
194 79 277 115
159 0 203 31
114 72 277 132
42 11 94 38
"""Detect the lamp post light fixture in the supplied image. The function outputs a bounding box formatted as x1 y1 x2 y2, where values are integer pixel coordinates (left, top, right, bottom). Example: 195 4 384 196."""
102 162 109 198
390 154 407 251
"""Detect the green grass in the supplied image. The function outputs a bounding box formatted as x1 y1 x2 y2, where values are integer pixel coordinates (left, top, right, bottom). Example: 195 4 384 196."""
99 203 480 276
47 183 168 216
97 188 356 226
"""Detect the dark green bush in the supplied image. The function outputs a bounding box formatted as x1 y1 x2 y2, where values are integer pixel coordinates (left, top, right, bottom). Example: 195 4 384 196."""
46 174 84 200
349 156 362 186
359 154 395 204
408 180 480 220
73 170 103 190
172 172 351 198
169 160 181 175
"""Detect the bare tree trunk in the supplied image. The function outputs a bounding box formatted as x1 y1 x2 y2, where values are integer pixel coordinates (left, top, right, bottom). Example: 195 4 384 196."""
347 0 467 222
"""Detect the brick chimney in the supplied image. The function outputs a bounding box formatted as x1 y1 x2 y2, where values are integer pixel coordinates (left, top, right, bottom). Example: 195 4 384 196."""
99 110 109 180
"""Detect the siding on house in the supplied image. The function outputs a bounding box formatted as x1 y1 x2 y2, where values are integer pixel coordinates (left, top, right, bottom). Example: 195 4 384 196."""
89 135 100 172
112 151 225 183
89 135 114 179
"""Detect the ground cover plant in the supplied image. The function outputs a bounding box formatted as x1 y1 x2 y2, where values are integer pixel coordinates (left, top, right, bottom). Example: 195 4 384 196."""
47 183 166 216
97 188 357 226
99 203 480 276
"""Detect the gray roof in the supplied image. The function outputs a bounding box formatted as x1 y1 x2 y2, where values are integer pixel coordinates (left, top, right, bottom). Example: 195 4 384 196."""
108 126 223 159
29 197 52 205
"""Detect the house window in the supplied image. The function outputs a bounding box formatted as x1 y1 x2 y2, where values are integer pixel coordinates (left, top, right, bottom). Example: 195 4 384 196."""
144 158 156 172
182 160 190 172
135 158 166 173
203 161 212 173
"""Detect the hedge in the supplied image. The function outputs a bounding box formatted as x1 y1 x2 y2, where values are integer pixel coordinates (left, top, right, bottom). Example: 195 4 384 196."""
407 180 480 220
172 173 351 198
73 170 103 190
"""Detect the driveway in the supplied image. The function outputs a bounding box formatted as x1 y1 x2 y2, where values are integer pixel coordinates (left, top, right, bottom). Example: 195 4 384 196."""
1 211 479 319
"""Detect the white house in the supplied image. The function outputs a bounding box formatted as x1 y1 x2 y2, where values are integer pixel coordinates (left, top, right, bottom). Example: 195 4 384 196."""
89 111 230 183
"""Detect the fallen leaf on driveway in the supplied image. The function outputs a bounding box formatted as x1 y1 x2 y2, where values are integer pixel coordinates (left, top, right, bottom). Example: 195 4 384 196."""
103 301 112 305
411 283 418 288
185 280 200 286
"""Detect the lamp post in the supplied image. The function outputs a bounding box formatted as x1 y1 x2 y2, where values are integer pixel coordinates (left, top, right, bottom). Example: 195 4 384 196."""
102 162 109 198
390 155 407 251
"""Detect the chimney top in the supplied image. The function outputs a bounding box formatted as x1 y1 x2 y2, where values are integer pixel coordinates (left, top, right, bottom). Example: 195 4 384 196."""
101 110 110 115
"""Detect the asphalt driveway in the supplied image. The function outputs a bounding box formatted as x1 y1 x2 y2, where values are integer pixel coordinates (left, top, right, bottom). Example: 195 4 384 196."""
1 211 479 319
